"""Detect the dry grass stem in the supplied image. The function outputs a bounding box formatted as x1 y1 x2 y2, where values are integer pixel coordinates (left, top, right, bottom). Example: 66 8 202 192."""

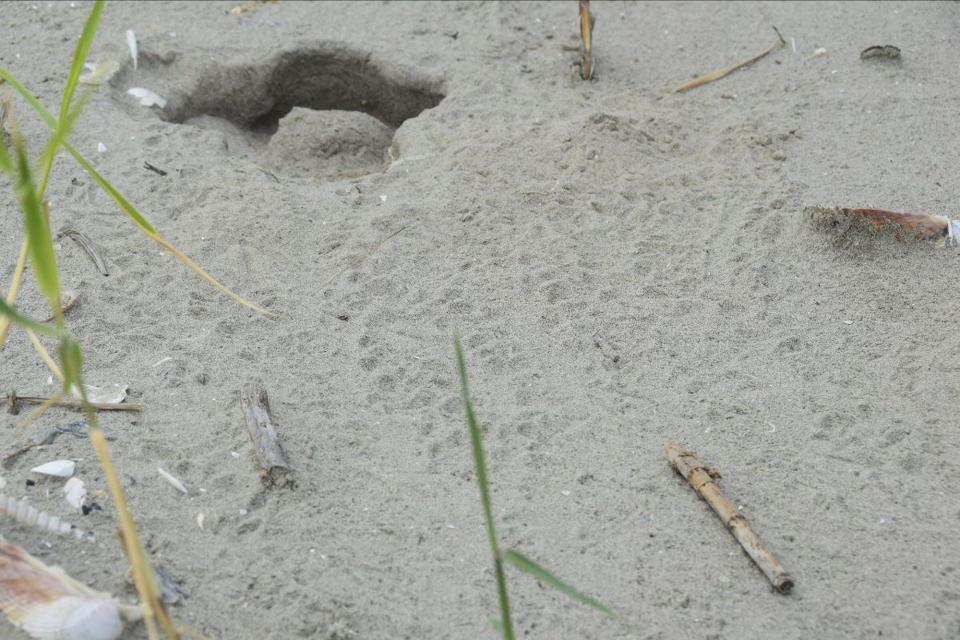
578 1 594 80
669 27 786 94
7 390 143 414
58 226 109 275
666 444 794 593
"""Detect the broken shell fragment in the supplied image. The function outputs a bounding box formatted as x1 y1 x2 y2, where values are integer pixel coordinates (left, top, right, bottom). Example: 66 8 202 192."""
0 493 79 538
63 478 87 512
31 460 76 478
0 541 132 640
126 88 166 108
157 468 187 494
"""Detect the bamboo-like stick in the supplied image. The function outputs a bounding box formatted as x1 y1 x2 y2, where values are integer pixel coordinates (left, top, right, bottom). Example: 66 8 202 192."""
665 444 794 593
7 390 143 414
578 1 594 80
240 382 293 489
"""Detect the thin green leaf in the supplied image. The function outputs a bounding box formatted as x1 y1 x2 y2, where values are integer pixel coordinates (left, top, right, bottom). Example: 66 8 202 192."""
64 143 158 234
455 335 515 640
502 549 613 615
13 136 61 315
0 297 59 337
60 0 103 124
0 68 57 129
58 336 84 396
0 122 10 173
36 88 92 195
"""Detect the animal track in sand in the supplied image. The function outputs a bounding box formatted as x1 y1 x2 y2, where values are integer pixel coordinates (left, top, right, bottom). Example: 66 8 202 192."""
125 44 445 180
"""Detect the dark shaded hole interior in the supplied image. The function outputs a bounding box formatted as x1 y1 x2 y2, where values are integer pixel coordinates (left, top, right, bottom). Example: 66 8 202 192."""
166 48 445 137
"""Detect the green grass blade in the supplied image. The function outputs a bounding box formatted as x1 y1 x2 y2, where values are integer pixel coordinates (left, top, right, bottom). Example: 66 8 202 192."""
502 549 613 615
60 0 103 124
0 68 57 129
13 136 61 317
455 335 515 640
64 143 158 233
0 297 59 337
36 89 92 192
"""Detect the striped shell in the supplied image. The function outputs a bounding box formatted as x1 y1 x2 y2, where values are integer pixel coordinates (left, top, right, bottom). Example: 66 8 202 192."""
0 494 80 538
0 542 121 640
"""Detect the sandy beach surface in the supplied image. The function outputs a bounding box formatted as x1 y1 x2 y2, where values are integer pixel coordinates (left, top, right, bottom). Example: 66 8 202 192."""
2 1 959 638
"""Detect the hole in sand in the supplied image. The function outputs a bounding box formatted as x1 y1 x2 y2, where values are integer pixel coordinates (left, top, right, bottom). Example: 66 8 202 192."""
152 46 445 179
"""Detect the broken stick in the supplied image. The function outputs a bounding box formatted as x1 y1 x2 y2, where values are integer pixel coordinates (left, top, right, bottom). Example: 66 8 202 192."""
578 0 595 80
665 443 794 593
240 382 293 489
6 390 143 415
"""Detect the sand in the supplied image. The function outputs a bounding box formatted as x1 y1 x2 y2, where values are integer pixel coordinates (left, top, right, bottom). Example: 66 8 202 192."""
2 1 959 638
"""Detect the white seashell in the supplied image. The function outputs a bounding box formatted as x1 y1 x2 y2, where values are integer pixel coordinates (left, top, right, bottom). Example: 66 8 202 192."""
126 87 166 108
71 384 127 405
31 460 76 478
0 493 78 537
97 142 107 153
18 595 121 640
63 478 86 512
157 468 188 494
78 59 119 86
0 542 127 640
126 30 138 70
196 512 205 530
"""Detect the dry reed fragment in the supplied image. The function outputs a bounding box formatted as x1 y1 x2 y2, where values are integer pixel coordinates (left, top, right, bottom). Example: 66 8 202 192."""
6 391 143 415
669 27 786 94
665 444 794 593
240 382 293 489
578 1 595 80
804 204 959 245
57 227 109 275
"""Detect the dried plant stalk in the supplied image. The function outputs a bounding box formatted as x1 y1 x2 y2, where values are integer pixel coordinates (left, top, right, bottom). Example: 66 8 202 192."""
665 444 794 593
578 1 594 80
7 390 143 415
669 27 785 93
57 227 109 275
0 494 81 538
804 204 957 245
240 382 293 488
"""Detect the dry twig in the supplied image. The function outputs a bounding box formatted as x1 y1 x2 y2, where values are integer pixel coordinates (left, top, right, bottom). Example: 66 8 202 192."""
58 227 109 275
805 204 958 245
578 1 595 80
240 382 293 488
666 444 794 593
7 390 143 414
669 27 786 94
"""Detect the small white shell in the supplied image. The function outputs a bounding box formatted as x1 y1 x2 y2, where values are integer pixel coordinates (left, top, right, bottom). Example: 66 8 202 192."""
71 384 128 405
63 478 86 512
78 59 119 86
126 30 138 70
31 460 76 478
0 493 78 537
157 468 188 494
97 142 107 153
126 88 166 108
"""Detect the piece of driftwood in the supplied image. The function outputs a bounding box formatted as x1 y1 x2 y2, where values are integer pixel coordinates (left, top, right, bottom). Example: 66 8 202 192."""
804 204 959 246
665 444 794 593
240 383 293 488
669 27 785 94
578 1 595 80
6 390 142 415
